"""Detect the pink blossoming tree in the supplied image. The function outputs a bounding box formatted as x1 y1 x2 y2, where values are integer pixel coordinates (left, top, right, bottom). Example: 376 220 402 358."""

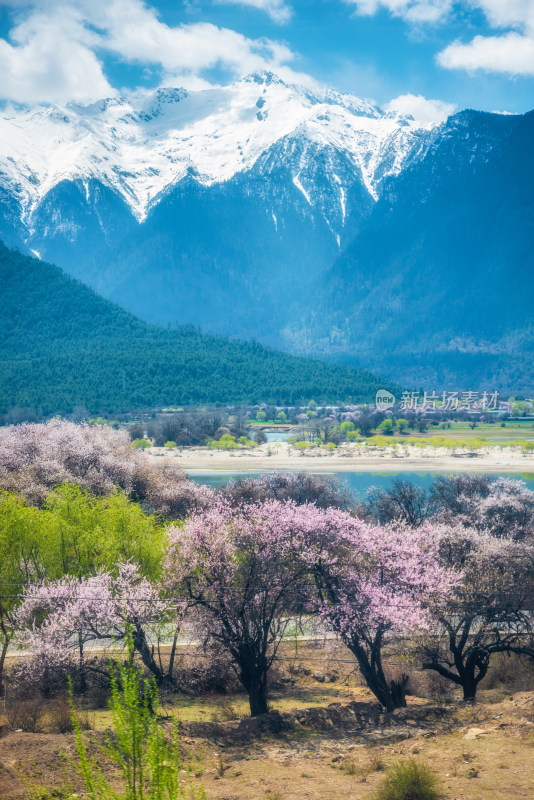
15 562 172 692
297 514 458 711
431 475 534 540
0 419 213 518
164 500 313 716
165 500 455 715
422 524 534 701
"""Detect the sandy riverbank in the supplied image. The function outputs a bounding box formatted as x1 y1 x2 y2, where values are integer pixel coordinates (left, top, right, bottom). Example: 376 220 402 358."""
146 443 534 474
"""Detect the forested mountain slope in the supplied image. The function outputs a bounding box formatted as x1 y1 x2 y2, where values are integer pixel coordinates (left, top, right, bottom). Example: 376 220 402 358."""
0 243 397 414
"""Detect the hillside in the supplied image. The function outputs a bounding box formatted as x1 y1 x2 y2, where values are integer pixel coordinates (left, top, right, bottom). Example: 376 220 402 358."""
0 243 397 414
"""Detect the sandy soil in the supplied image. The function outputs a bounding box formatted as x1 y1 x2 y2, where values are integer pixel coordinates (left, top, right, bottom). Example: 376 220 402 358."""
147 443 534 474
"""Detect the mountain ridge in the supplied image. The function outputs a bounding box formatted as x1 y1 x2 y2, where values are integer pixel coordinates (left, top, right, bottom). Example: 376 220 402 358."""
0 71 437 227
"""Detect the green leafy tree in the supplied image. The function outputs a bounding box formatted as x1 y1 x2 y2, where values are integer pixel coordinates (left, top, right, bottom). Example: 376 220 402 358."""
339 420 355 433
0 485 165 694
377 418 394 435
132 438 151 450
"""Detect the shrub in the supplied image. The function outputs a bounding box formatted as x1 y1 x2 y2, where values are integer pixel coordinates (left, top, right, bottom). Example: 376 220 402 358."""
375 758 440 800
64 636 205 800
207 434 238 450
47 693 75 733
483 652 534 693
164 441 177 449
5 692 45 732
175 648 241 695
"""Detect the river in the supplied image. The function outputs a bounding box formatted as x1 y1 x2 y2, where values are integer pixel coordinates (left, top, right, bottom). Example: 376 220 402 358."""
187 469 534 495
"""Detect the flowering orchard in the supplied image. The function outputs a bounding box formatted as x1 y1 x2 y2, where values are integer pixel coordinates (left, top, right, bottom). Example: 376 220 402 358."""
2 422 534 715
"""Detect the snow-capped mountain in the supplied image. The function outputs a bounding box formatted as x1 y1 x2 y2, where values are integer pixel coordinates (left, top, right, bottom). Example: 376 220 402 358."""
1 72 532 391
0 72 434 233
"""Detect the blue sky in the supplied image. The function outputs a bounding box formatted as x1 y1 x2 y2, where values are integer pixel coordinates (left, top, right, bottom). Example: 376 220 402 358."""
1 0 533 117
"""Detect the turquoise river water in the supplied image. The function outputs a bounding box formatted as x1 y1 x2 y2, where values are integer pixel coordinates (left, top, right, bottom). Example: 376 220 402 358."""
187 470 534 495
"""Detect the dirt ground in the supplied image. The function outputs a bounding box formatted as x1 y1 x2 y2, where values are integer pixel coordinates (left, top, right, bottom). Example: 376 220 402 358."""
1 646 534 800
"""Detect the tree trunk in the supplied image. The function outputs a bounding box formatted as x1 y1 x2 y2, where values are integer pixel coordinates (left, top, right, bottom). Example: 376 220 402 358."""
357 664 399 713
247 678 269 717
390 675 409 709
78 632 87 694
460 670 478 702
0 639 8 698
346 638 405 713
423 659 480 702
133 624 166 685
238 661 269 716
167 629 179 681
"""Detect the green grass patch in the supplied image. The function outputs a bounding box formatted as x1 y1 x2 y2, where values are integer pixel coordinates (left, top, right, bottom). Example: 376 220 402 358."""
375 758 440 800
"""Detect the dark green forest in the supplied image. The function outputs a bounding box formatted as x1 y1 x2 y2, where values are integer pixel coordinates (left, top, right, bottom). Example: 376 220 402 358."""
0 243 398 414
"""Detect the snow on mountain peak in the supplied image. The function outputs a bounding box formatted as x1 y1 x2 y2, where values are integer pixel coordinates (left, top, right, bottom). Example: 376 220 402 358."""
0 74 441 223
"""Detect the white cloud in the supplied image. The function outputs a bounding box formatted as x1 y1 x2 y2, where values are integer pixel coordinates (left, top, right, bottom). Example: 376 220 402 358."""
345 0 453 24
0 6 115 103
470 1 534 30
385 92 456 121
0 0 305 104
438 31 534 75
213 0 293 25
436 2 534 75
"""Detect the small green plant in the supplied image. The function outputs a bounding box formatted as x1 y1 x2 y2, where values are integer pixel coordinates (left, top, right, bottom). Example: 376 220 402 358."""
375 758 440 800
164 441 177 448
369 753 386 772
63 633 205 800
215 754 228 778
